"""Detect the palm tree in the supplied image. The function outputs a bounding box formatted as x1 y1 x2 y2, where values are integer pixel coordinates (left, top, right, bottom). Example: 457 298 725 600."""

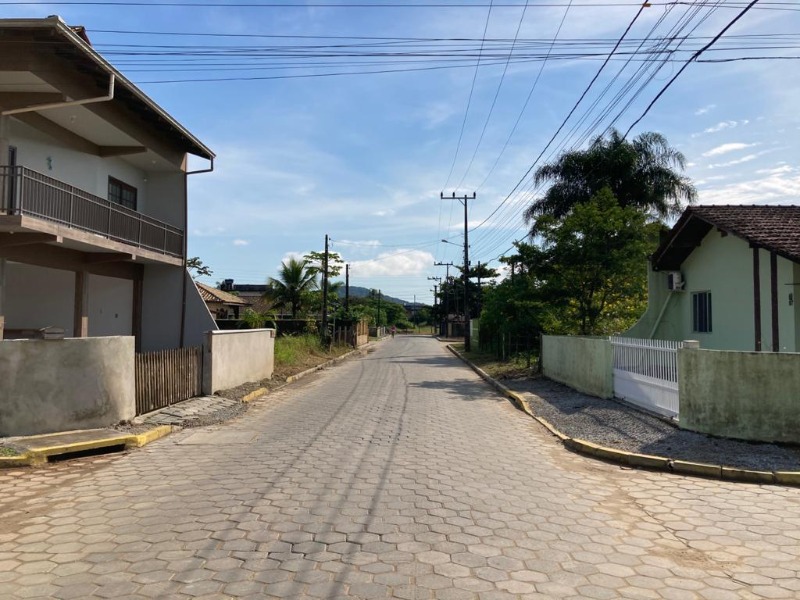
267 258 318 318
523 129 696 232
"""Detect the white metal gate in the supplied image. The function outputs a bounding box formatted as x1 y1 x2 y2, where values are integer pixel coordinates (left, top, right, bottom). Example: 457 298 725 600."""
610 337 683 419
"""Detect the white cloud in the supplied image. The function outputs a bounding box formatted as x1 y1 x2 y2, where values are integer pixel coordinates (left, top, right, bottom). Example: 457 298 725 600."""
699 170 800 205
372 209 395 217
692 119 750 137
232 239 249 246
694 104 716 116
707 154 759 169
702 142 758 158
756 165 794 176
707 149 774 170
350 250 434 278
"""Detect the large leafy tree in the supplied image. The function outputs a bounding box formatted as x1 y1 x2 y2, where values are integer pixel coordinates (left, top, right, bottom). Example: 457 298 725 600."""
267 258 318 318
535 187 657 335
523 129 695 232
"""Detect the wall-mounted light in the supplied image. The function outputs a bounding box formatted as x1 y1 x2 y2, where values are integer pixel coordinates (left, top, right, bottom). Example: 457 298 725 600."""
790 293 794 306
46 156 53 170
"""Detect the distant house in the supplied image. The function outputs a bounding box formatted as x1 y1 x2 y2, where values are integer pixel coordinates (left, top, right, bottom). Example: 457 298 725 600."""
627 205 800 352
196 282 250 320
219 279 273 314
0 16 216 351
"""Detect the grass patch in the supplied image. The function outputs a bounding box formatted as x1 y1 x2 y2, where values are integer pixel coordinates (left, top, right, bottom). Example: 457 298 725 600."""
274 334 353 375
452 344 539 381
0 446 20 457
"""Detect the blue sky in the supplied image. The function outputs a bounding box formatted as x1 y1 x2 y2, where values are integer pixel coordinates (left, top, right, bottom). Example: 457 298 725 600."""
7 1 800 303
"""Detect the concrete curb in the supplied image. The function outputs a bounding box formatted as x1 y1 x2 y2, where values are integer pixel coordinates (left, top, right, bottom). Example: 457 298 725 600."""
0 425 174 468
446 345 800 488
241 388 268 403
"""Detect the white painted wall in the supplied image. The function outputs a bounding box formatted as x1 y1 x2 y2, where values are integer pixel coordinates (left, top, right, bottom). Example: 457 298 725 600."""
88 274 133 337
9 118 149 208
203 329 275 394
5 263 75 335
140 264 183 351
146 171 185 229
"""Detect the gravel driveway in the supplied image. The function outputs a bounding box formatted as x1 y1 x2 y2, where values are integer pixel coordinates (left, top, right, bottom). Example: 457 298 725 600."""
505 377 800 472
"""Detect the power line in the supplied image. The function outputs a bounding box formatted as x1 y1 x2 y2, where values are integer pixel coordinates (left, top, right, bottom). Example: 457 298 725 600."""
625 0 762 135
441 0 495 191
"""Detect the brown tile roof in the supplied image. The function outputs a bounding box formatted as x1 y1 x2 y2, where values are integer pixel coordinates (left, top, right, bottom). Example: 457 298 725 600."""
195 282 251 306
652 205 800 270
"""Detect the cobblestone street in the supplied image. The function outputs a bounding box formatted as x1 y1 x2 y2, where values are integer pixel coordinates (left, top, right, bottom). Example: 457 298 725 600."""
1 336 799 599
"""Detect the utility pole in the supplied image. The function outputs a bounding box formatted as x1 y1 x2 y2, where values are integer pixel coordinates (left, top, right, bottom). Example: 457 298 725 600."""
433 263 452 337
345 263 350 313
322 234 329 342
441 192 475 351
378 290 382 330
427 276 441 336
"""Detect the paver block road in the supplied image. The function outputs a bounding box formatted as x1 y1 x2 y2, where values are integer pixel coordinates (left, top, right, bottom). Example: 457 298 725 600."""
1 337 799 599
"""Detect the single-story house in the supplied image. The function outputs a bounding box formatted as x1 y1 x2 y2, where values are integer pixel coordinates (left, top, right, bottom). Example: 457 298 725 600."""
627 205 800 352
196 281 250 320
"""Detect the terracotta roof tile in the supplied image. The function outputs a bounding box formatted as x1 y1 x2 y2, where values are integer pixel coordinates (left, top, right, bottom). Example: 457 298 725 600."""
687 205 800 263
195 282 251 306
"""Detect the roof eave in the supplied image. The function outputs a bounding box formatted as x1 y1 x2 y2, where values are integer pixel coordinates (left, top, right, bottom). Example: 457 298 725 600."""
1 17 215 161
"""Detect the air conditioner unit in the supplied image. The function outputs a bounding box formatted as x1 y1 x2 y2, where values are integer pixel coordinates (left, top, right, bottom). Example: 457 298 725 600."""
667 271 684 291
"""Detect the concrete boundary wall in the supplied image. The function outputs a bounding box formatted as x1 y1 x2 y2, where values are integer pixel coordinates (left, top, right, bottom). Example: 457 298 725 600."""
0 336 135 436
542 335 613 399
679 348 800 443
203 329 275 394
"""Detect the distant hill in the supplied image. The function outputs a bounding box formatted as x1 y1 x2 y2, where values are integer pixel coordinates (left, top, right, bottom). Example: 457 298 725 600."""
337 286 416 307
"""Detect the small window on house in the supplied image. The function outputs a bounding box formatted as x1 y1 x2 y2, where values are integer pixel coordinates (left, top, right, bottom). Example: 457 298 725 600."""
692 291 712 333
108 177 137 210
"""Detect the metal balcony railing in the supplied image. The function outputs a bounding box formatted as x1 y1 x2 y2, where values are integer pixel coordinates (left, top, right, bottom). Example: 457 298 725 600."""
0 165 184 258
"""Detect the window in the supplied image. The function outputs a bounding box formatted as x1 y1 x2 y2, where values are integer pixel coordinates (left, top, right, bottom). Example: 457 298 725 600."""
692 291 712 333
108 177 137 210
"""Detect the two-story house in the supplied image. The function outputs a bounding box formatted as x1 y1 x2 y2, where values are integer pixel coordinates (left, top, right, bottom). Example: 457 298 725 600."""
0 16 216 351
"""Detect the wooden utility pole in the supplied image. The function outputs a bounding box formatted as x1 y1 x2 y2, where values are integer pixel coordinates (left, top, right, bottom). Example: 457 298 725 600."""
433 263 452 337
345 263 350 313
440 192 475 351
321 234 329 341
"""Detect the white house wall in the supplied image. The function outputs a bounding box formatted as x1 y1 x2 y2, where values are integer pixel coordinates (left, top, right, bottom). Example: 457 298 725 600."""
88 274 133 337
145 171 186 229
140 264 183 351
5 263 74 334
10 118 148 207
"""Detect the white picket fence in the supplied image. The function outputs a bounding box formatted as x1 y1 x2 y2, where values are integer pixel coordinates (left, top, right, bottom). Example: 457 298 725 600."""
610 337 683 419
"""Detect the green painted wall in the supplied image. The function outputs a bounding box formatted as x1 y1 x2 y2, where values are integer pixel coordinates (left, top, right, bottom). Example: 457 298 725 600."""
627 231 798 351
679 347 800 443
542 335 613 399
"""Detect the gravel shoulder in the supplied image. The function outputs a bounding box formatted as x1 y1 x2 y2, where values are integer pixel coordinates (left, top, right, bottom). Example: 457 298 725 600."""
504 376 800 472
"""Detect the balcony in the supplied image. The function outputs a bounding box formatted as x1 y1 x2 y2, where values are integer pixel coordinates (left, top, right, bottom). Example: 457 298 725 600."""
0 166 183 258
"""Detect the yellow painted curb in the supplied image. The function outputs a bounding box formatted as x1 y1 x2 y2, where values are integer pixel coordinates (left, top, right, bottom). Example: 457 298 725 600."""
774 471 800 486
29 436 135 463
242 388 268 403
125 425 173 449
0 454 32 468
533 416 569 442
721 466 775 485
566 439 670 469
285 347 365 384
670 460 722 479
